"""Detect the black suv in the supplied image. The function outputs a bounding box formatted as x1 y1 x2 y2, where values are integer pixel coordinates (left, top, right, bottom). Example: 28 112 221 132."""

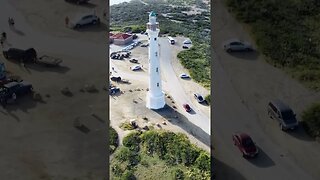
0 81 33 104
267 100 299 131
3 48 37 63
65 0 90 4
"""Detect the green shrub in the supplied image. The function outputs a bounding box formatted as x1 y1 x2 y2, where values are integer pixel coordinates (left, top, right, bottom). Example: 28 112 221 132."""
172 168 185 180
121 170 136 180
122 131 142 152
194 151 210 172
302 103 320 138
120 122 135 130
110 127 119 154
205 95 210 104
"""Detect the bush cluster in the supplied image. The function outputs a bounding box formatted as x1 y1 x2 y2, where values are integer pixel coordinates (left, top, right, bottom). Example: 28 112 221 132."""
226 0 320 90
109 127 119 154
302 103 320 138
111 130 210 179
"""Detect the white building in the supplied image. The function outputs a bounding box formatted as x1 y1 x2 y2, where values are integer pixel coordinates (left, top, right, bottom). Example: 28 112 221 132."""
146 11 165 109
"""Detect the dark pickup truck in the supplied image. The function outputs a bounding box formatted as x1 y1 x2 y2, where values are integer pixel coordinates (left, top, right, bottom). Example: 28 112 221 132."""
0 81 33 104
3 48 62 66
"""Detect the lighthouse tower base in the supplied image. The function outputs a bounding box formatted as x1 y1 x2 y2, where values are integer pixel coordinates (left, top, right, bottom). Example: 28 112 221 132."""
146 91 165 109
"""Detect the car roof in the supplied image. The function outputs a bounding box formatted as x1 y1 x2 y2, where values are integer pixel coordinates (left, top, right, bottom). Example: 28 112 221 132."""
235 133 251 140
4 81 18 88
270 99 292 111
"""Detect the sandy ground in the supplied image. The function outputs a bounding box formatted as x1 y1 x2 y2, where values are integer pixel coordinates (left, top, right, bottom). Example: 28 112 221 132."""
109 35 210 152
0 0 107 179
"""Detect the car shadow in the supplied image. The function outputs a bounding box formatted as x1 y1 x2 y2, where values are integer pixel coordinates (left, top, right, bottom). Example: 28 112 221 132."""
247 146 275 168
228 50 260 60
75 22 107 33
188 109 196 115
153 104 210 147
65 1 97 8
25 63 70 74
213 157 247 180
3 94 43 118
286 124 315 142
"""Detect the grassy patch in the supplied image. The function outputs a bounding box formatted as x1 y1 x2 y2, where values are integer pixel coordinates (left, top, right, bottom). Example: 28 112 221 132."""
119 122 135 130
110 127 119 154
302 103 320 138
110 130 210 180
225 0 320 90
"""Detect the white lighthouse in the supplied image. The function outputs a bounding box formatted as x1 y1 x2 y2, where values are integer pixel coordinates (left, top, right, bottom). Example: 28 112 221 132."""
146 11 165 109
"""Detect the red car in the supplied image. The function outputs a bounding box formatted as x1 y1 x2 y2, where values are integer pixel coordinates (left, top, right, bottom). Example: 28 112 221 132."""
183 103 191 112
232 133 259 158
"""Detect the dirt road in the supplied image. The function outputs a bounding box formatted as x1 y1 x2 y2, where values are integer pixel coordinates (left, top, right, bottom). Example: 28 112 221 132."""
213 0 320 179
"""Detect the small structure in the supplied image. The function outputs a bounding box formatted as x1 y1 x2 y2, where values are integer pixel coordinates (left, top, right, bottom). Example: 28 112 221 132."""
111 33 134 45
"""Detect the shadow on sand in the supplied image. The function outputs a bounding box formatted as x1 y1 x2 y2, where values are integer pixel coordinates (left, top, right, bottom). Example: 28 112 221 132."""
213 157 247 180
287 124 315 142
10 26 25 36
228 50 260 60
153 104 210 147
75 22 107 33
247 146 275 168
1 94 45 122
66 1 97 8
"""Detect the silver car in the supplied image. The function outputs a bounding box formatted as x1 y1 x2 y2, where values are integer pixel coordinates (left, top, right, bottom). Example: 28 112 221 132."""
223 39 253 52
70 14 100 29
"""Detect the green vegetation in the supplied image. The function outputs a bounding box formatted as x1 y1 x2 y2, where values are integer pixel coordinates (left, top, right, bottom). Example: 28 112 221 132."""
110 0 211 90
302 103 320 138
110 127 119 154
110 130 210 180
205 94 210 104
120 121 135 130
225 0 320 90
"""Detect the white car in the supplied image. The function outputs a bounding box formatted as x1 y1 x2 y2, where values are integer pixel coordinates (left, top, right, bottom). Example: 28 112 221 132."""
183 39 192 44
131 65 141 71
180 73 190 79
70 14 100 29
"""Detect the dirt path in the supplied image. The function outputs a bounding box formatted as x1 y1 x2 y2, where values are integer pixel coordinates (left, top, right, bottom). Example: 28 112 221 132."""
213 0 320 179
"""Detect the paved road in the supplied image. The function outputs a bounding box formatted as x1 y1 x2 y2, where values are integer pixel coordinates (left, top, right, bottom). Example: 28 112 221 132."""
109 38 211 137
213 0 320 179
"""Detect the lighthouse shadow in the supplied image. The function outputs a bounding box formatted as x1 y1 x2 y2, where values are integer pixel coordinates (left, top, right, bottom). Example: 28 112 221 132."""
152 104 210 147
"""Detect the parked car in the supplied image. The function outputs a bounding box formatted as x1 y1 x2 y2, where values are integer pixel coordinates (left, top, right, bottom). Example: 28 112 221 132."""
70 14 100 29
3 48 37 63
65 0 90 4
129 59 138 63
194 93 205 103
110 76 121 82
223 39 253 52
268 100 299 131
183 39 192 44
109 87 120 95
0 81 33 104
131 65 141 71
141 44 149 47
180 73 190 79
232 133 259 158
183 103 191 112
